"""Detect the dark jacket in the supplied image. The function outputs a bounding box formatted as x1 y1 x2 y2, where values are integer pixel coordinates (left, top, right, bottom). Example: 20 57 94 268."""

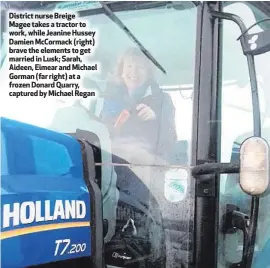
100 81 177 163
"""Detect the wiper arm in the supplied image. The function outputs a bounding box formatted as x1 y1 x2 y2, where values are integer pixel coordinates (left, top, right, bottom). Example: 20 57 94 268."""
99 1 166 74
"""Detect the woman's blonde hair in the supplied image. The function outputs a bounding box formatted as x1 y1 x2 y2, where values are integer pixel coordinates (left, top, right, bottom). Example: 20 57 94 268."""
108 47 155 86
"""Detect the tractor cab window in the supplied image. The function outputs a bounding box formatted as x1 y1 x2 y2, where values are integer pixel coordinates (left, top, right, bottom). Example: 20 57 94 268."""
218 2 270 267
67 5 198 267
0 2 198 267
78 2 196 168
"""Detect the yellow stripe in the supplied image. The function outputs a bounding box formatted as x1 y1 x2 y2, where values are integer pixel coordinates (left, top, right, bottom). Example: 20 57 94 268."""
1 221 90 240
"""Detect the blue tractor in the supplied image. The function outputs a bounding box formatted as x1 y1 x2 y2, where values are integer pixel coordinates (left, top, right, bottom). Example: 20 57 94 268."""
2 1 270 268
1 117 104 267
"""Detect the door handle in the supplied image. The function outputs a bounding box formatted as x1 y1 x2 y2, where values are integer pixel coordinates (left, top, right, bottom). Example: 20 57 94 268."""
191 162 239 177
220 204 250 268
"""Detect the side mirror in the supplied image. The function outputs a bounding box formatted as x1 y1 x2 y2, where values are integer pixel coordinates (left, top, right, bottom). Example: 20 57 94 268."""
218 137 270 268
239 136 270 196
192 136 270 197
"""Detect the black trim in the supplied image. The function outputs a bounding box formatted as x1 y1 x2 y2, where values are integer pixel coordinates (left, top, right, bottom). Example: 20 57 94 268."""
78 139 104 268
192 2 222 268
211 6 263 268
190 4 203 266
68 130 102 190
192 163 239 176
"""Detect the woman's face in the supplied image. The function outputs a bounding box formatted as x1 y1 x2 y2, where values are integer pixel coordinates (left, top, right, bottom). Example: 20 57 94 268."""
121 55 150 90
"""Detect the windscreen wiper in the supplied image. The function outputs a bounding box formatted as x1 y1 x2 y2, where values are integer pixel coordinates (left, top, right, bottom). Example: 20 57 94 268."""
99 1 166 74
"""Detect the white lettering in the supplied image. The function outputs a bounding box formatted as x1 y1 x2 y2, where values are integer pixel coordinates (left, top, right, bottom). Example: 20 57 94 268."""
53 200 65 220
45 200 53 221
2 200 87 228
3 203 20 228
35 201 45 222
20 202 35 224
76 201 86 219
65 200 76 219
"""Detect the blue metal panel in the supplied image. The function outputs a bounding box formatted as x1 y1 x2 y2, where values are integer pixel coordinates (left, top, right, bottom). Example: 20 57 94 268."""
1 117 92 267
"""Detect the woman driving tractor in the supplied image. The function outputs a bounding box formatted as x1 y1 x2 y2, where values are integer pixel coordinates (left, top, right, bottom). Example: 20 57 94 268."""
99 47 177 165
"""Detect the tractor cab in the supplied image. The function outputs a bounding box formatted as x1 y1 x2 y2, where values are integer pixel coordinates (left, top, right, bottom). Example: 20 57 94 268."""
1 1 270 268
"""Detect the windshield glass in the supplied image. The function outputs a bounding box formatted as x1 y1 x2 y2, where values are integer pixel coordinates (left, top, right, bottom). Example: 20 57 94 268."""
0 1 198 267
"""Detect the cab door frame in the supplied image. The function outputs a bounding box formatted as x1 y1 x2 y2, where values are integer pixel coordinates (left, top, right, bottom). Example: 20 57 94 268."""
193 1 270 267
192 2 222 268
